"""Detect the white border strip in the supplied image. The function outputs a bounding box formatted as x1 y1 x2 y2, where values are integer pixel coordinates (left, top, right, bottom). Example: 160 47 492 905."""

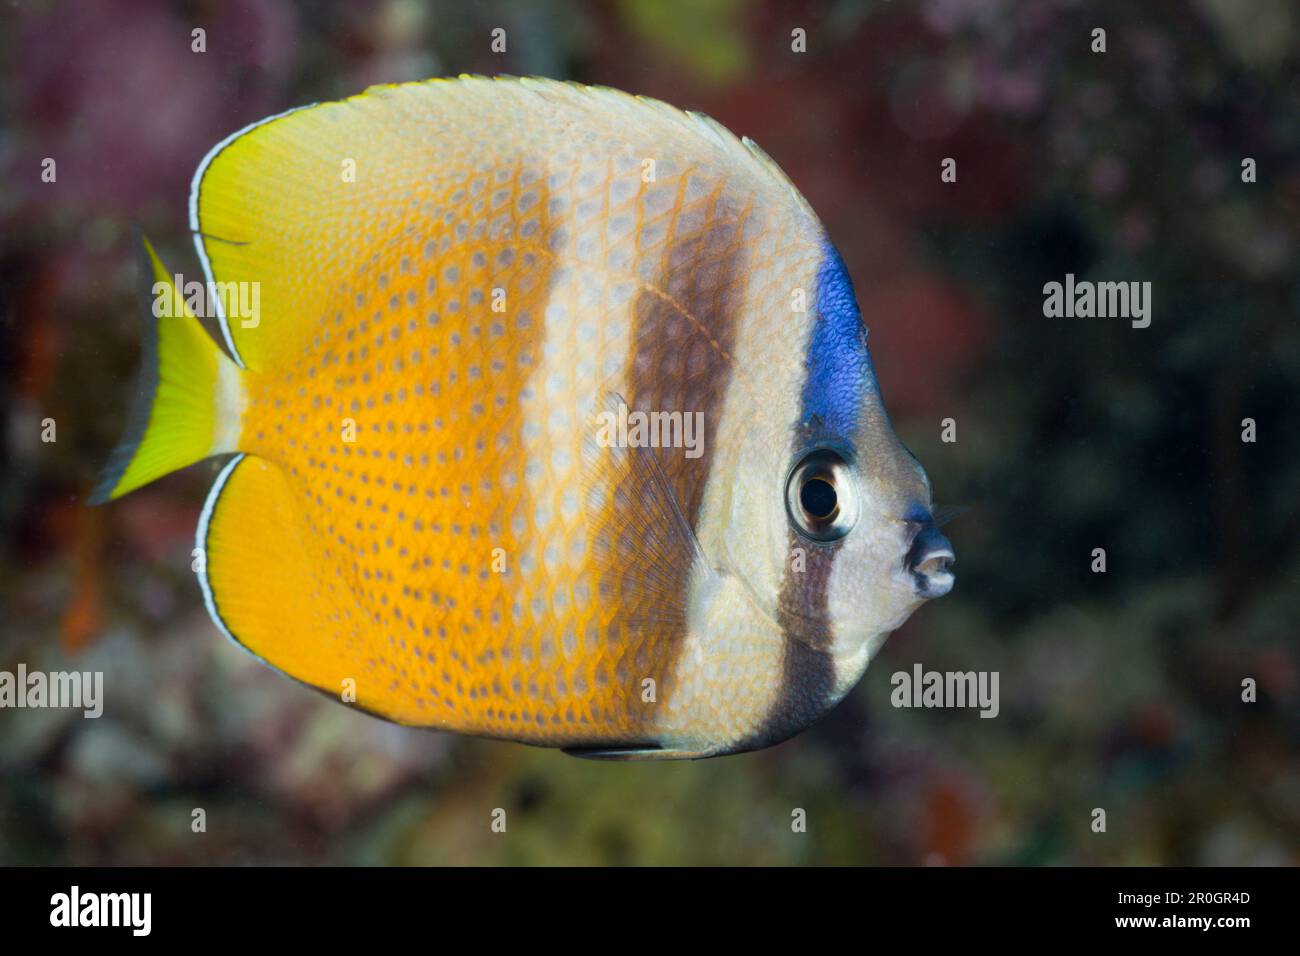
195 453 282 675
195 452 246 648
187 104 317 370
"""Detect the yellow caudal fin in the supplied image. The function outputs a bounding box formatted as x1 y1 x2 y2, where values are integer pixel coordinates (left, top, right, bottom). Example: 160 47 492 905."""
88 237 245 504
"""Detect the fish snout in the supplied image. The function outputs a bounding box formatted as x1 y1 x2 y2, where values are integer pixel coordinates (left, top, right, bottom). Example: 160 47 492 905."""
906 522 955 598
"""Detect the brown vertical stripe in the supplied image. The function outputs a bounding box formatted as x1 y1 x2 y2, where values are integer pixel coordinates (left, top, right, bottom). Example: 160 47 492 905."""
739 530 838 750
586 191 751 740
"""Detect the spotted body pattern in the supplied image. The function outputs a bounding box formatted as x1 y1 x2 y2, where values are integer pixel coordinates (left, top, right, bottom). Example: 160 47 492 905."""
93 78 954 758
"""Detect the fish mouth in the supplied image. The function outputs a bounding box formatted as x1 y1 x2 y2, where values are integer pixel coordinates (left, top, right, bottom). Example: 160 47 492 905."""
906 523 955 598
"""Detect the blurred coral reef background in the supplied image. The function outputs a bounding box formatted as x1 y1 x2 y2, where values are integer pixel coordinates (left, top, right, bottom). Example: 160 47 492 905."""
1 0 1298 865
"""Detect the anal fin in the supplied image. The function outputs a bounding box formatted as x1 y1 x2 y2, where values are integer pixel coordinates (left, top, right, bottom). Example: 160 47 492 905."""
199 453 360 698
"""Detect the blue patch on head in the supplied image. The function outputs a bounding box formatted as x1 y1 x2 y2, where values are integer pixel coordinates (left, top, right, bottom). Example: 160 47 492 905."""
799 240 874 438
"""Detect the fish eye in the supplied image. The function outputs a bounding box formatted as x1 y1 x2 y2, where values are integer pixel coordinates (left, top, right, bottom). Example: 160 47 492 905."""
801 477 837 518
785 448 859 542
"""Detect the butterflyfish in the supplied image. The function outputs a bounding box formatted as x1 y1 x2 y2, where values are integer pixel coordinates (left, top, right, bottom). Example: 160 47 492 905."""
91 77 955 759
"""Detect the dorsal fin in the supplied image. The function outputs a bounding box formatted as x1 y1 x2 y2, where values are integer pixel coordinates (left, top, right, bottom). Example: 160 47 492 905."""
188 75 823 372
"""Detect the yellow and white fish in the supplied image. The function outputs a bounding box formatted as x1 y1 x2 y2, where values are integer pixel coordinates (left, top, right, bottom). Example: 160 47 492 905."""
91 77 954 759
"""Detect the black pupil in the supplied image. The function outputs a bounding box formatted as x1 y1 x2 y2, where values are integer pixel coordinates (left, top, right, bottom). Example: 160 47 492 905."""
800 477 837 519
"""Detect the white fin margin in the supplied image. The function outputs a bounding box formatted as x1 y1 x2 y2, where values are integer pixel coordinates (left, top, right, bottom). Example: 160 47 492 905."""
187 104 317 370
195 453 245 650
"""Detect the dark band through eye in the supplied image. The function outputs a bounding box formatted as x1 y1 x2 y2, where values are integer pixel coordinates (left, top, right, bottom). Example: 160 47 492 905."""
800 477 837 519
